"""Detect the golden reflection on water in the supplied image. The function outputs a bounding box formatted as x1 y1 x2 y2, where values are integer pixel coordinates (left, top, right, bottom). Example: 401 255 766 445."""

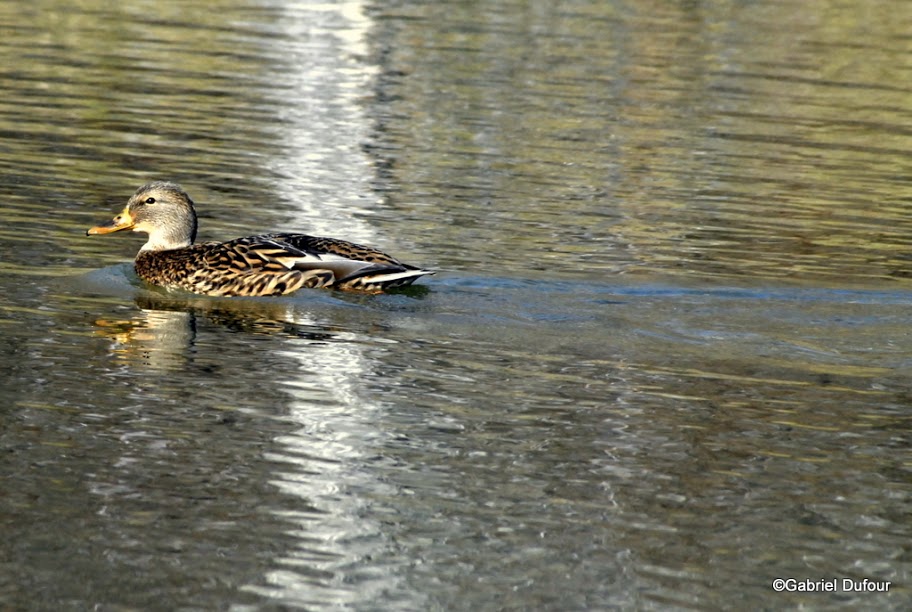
1 0 911 288
89 294 346 369
373 0 912 286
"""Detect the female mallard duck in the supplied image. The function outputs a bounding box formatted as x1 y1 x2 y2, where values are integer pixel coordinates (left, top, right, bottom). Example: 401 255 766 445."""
87 182 433 296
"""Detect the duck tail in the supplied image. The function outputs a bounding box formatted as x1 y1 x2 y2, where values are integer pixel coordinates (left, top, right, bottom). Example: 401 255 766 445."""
336 265 435 291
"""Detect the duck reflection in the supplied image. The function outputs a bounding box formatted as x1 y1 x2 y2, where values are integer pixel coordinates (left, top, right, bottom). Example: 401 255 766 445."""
93 293 340 370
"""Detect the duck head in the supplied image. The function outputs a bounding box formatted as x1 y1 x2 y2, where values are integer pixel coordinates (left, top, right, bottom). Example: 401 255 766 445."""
87 181 198 251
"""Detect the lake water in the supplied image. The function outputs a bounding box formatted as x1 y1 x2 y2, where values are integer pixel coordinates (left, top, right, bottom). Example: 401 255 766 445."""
1 0 911 609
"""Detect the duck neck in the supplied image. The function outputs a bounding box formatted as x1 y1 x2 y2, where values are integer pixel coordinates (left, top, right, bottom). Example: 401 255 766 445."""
137 216 197 252
139 236 192 252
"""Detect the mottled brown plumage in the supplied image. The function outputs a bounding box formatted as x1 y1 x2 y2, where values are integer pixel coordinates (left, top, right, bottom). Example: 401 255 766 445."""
87 182 434 296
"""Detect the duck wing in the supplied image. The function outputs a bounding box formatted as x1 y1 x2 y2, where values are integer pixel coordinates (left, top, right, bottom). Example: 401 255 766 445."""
133 238 328 296
202 236 324 270
266 233 435 291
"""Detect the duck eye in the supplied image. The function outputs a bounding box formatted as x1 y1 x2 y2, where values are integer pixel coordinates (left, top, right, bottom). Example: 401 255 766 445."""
145 197 156 204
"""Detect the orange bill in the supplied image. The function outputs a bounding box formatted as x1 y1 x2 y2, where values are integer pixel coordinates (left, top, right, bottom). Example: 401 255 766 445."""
87 207 134 235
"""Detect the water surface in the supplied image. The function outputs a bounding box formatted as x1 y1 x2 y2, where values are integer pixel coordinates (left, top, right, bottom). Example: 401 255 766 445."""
1 0 911 610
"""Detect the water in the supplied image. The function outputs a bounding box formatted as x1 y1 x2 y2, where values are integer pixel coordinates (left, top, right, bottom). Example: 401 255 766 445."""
1 0 911 609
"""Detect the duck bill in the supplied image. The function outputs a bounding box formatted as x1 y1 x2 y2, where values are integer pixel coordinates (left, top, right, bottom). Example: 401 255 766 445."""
87 207 134 235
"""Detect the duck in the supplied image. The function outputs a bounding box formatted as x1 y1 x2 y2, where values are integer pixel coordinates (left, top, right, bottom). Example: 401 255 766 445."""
87 181 434 296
